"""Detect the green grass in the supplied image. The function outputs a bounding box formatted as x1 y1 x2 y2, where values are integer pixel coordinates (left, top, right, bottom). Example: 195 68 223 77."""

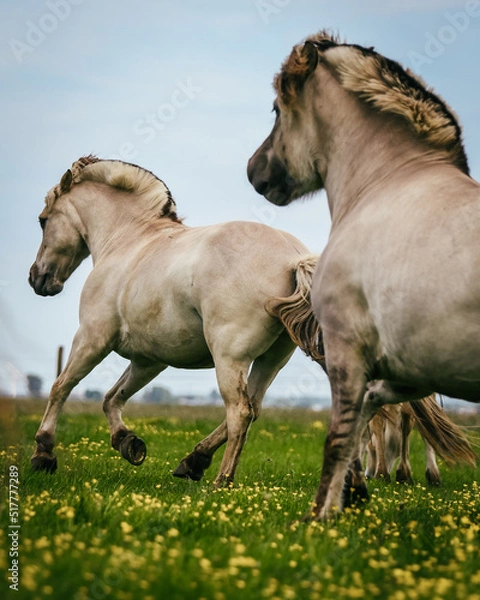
1 399 480 600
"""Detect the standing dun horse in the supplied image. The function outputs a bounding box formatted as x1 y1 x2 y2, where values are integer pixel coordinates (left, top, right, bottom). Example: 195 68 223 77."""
248 31 479 519
28 155 323 484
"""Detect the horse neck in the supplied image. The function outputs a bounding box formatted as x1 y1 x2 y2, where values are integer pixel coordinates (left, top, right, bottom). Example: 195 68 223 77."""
311 74 448 226
69 183 178 264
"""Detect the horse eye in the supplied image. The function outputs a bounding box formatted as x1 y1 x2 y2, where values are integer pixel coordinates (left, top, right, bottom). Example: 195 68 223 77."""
39 217 47 230
272 102 280 116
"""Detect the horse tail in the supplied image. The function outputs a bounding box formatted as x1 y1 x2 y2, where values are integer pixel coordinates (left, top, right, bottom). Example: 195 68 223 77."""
403 395 477 467
265 254 325 365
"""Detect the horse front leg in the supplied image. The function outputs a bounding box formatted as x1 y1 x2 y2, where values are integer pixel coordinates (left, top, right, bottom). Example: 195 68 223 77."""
306 343 369 520
343 439 370 509
31 329 112 472
103 361 166 466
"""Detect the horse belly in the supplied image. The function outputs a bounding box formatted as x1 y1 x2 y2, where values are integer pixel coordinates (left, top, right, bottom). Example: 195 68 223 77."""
372 291 480 400
118 300 213 368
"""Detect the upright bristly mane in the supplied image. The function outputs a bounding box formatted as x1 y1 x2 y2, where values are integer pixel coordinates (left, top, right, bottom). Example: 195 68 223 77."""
44 155 180 220
276 30 469 174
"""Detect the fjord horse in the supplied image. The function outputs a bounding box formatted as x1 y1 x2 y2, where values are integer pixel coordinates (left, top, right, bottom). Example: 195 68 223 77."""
29 155 322 484
248 31 479 518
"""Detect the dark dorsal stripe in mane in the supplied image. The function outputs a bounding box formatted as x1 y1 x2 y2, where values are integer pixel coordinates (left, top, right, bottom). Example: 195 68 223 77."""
44 155 181 222
277 30 469 175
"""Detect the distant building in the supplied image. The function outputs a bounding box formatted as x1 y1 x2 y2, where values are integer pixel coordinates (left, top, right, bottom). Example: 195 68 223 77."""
143 386 174 404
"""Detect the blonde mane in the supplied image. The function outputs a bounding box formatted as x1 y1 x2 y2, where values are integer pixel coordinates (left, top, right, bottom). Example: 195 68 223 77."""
44 155 180 220
277 31 469 174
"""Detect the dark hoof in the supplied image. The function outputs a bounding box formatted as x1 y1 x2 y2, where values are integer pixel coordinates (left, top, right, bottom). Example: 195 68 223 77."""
396 470 414 485
173 452 212 481
342 471 369 509
425 469 441 487
31 453 58 473
375 473 391 484
119 434 147 465
342 483 370 508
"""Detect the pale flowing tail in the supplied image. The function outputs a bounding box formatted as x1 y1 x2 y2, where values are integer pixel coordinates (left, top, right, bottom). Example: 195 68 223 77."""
403 395 477 467
266 254 325 365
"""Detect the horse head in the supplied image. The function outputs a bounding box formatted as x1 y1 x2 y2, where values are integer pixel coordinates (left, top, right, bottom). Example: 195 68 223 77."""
247 39 327 206
29 168 90 296
248 30 469 209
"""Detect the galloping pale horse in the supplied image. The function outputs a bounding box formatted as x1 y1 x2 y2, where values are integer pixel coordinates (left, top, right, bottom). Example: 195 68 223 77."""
248 31 480 519
28 155 322 484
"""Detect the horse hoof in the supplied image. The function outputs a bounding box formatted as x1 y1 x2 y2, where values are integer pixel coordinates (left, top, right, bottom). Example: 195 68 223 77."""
396 470 414 485
425 469 441 487
173 452 212 481
376 473 391 484
31 453 58 473
119 434 146 465
342 481 369 509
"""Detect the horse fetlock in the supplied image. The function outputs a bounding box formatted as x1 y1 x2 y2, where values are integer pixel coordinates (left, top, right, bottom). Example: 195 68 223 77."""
35 430 55 453
173 452 212 481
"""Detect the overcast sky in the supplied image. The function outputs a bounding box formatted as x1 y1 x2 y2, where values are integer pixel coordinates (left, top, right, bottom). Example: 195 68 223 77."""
1 0 479 399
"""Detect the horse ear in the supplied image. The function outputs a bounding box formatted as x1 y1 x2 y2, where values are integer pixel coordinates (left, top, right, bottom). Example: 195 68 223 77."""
303 41 319 76
60 169 73 193
279 41 319 105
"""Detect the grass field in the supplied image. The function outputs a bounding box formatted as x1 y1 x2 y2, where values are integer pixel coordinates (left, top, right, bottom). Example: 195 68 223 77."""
1 398 480 600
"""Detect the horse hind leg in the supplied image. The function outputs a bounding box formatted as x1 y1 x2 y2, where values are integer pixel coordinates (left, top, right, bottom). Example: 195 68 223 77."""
395 409 414 485
103 361 166 466
175 331 295 485
424 441 441 486
209 356 253 487
369 411 391 482
173 421 227 481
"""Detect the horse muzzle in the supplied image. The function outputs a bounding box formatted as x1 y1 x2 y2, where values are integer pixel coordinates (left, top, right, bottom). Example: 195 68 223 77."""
28 263 64 296
247 154 296 206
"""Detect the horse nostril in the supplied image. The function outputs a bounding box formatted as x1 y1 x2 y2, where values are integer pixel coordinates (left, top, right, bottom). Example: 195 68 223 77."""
254 179 270 195
247 159 271 195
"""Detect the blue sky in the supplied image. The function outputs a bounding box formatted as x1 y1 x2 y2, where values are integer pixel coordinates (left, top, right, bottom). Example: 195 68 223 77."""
1 0 479 398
